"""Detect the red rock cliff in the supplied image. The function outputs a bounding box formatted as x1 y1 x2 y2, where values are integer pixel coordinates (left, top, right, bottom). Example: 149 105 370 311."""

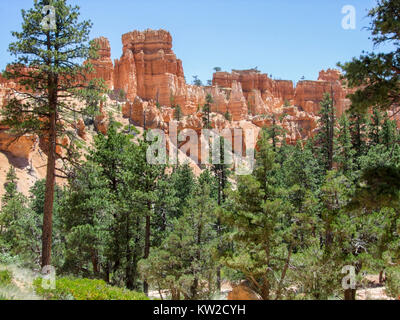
114 30 186 105
0 29 356 166
213 68 351 117
294 68 352 116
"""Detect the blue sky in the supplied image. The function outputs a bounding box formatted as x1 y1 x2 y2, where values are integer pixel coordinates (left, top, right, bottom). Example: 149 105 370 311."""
0 0 383 84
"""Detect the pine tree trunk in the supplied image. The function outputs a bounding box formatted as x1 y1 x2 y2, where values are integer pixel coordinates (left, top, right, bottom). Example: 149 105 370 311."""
216 217 222 294
216 267 221 294
171 289 180 300
216 156 226 294
379 270 384 284
104 263 110 283
41 31 58 269
216 177 222 293
125 257 133 290
272 117 277 152
125 213 134 289
91 250 100 275
143 209 151 294
328 113 334 170
344 288 356 300
275 244 293 300
41 105 57 268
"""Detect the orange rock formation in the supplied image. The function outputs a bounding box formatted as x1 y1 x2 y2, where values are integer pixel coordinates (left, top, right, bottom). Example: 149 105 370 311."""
86 37 114 89
0 29 356 175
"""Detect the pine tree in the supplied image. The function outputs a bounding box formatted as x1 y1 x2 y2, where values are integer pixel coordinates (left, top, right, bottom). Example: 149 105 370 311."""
170 163 196 218
319 171 365 300
348 111 368 162
0 167 41 266
125 133 166 293
1 0 106 267
209 136 232 293
173 104 183 167
353 143 400 210
152 174 179 241
202 94 213 129
211 137 231 206
59 162 112 279
192 75 203 86
86 124 133 284
224 111 232 121
316 93 335 171
380 113 397 150
339 0 400 113
173 104 182 122
335 113 356 175
220 130 300 300
281 142 322 210
139 184 218 300
89 124 166 291
2 167 18 206
368 109 384 147
265 114 285 152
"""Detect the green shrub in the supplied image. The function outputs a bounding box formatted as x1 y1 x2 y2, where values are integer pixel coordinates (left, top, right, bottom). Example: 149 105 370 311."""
224 111 232 121
385 267 400 299
33 277 149 301
0 270 13 287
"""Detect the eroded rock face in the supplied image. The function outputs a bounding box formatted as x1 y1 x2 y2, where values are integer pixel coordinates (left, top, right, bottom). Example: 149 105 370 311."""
213 69 295 113
94 105 109 135
123 97 166 130
87 37 114 89
90 30 353 144
211 67 355 141
39 135 69 159
0 84 36 159
114 49 137 101
214 68 351 117
294 79 351 116
75 119 86 140
0 85 11 109
293 68 353 116
114 30 187 107
0 129 35 159
228 81 249 121
318 68 342 82
0 29 359 179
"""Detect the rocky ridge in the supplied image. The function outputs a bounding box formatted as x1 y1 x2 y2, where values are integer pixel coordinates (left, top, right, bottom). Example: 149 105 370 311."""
0 29 355 195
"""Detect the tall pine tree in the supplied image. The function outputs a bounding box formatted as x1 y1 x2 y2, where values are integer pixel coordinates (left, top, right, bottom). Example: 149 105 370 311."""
1 0 106 267
316 93 335 171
